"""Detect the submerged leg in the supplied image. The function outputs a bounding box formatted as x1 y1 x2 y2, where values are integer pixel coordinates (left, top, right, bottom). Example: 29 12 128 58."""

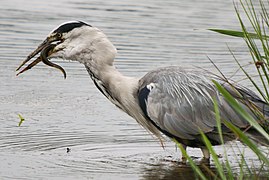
200 148 210 164
181 144 187 164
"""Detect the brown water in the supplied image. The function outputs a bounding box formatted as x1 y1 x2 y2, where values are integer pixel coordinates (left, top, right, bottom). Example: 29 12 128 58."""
0 0 268 179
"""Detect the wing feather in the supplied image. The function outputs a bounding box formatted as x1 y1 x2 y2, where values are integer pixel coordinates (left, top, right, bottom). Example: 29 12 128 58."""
138 66 256 143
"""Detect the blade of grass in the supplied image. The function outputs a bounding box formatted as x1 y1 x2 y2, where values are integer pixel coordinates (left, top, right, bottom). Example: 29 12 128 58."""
225 159 235 179
200 131 227 180
235 2 269 99
213 97 224 144
213 80 269 142
240 150 252 175
239 152 246 180
213 98 235 179
208 29 269 39
243 0 269 88
227 45 269 102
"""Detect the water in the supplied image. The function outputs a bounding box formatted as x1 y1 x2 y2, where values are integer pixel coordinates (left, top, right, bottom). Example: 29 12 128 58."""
0 0 268 179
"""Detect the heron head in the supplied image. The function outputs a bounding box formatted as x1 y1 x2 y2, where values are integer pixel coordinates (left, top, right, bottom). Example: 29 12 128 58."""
16 21 117 78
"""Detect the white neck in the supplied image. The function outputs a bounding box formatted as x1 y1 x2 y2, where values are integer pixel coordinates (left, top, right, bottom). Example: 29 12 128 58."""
85 61 138 115
85 61 162 142
61 26 163 141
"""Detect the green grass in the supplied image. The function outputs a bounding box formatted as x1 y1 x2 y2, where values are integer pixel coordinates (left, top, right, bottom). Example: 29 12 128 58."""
178 0 269 178
210 0 269 102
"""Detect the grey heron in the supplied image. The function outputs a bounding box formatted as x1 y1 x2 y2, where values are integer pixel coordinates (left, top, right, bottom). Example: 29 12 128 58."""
16 21 269 162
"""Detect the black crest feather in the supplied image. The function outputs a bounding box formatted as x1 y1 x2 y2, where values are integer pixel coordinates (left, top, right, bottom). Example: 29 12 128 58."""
53 21 91 34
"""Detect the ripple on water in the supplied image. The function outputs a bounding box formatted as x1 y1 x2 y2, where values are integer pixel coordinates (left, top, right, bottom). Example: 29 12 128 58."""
1 0 269 179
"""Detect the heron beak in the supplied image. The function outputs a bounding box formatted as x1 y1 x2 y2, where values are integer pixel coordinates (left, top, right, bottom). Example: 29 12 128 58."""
16 35 66 78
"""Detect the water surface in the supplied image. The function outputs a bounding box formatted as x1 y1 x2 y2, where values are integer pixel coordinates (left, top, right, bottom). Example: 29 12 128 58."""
0 0 268 179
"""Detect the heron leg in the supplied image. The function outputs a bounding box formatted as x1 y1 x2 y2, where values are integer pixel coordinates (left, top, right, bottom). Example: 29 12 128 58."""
181 144 187 164
200 148 210 165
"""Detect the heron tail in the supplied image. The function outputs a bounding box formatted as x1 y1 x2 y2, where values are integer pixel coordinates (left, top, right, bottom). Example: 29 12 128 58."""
245 129 269 146
247 100 269 146
253 100 269 117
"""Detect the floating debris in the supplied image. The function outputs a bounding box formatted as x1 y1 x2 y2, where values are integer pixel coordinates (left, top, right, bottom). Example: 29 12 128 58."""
18 114 25 127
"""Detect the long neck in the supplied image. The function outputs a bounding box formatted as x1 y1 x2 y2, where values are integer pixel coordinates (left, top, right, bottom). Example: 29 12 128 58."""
85 62 163 142
81 34 163 141
85 63 139 116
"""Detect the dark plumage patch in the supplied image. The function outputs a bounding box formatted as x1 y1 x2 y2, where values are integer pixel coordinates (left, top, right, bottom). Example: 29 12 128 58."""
138 86 178 140
138 86 150 117
53 21 91 34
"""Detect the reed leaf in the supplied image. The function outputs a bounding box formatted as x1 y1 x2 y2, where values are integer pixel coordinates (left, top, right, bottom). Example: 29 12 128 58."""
208 29 269 39
200 131 227 180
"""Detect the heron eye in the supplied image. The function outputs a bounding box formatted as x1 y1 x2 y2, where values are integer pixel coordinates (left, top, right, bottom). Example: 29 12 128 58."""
56 33 62 39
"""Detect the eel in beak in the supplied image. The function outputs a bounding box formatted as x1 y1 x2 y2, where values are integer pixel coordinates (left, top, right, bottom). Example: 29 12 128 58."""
16 36 66 78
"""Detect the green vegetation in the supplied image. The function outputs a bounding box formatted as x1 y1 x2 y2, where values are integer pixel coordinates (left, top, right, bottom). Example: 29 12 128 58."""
210 0 269 102
18 114 25 127
178 0 269 178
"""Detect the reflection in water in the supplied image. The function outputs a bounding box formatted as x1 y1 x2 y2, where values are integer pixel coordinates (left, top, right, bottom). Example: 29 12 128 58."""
142 163 216 180
143 160 269 180
0 0 268 179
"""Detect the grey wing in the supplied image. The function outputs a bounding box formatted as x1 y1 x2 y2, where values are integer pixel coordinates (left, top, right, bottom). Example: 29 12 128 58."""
138 66 255 146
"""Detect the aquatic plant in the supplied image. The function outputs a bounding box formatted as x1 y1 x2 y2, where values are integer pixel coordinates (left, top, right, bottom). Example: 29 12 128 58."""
180 0 269 178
